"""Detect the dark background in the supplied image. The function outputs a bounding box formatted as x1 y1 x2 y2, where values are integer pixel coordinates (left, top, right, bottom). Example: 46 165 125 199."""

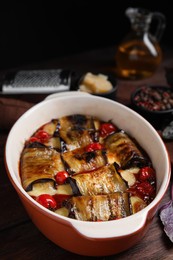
0 0 172 69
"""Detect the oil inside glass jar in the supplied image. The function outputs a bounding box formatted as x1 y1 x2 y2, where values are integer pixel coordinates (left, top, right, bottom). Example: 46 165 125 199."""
115 7 166 80
116 39 162 80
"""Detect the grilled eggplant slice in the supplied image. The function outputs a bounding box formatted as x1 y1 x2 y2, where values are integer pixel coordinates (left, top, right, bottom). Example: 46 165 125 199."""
68 164 127 196
66 193 130 221
58 114 100 151
62 147 107 175
44 136 61 150
42 119 59 135
20 147 65 191
104 131 148 169
40 120 61 150
26 120 61 151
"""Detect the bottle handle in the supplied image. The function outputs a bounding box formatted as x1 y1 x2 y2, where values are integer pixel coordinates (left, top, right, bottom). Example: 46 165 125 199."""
152 12 166 41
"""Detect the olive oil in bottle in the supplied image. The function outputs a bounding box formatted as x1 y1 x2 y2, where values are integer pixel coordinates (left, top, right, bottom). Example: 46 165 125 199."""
115 7 166 80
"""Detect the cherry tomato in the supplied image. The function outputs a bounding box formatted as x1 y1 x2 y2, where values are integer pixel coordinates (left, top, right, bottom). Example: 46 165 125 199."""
55 171 69 184
27 136 40 143
136 182 155 196
36 194 57 210
138 167 156 182
34 130 50 142
85 142 103 152
100 123 117 138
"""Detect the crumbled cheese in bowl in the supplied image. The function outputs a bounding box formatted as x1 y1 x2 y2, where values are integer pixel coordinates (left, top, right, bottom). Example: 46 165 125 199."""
79 72 113 94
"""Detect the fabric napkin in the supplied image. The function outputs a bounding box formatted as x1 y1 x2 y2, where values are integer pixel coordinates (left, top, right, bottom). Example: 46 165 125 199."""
0 98 34 130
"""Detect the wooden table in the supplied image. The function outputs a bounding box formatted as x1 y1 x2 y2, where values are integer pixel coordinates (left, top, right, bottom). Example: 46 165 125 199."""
0 46 173 259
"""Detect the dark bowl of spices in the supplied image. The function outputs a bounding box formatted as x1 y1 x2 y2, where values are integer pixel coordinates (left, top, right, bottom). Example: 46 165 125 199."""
131 85 173 129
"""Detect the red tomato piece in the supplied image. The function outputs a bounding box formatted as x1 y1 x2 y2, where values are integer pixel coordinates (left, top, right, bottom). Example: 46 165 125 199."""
36 194 57 210
28 136 40 143
34 130 50 142
100 123 117 138
136 182 155 196
55 171 69 184
85 142 103 152
138 167 156 182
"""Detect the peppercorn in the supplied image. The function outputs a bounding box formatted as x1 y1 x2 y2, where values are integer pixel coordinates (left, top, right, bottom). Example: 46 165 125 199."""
133 86 173 111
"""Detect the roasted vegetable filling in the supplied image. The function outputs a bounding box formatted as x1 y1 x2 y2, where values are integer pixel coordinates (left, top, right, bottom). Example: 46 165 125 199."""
20 114 156 221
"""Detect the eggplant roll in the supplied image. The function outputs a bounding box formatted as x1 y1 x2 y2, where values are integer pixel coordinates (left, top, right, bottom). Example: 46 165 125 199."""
66 193 131 221
58 114 100 151
68 164 127 196
62 147 107 175
20 147 65 191
41 119 59 135
104 131 148 169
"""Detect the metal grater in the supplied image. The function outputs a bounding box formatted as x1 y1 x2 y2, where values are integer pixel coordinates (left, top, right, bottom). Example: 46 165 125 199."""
0 69 71 94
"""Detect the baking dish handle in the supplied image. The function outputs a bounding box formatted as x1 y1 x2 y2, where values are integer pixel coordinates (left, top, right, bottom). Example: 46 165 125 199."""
71 212 148 239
